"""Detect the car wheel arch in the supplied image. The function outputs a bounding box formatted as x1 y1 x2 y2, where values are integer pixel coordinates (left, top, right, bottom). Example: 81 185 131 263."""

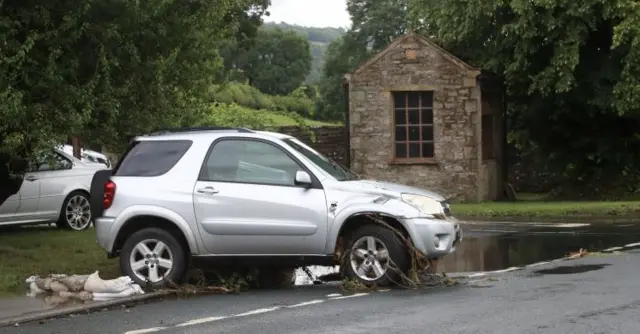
330 212 412 255
112 215 193 258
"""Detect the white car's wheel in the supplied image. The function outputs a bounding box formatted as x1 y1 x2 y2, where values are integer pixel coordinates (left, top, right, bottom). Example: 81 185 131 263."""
56 191 92 231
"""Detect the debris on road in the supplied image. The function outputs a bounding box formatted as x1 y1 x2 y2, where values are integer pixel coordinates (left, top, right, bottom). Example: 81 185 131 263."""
568 248 588 259
25 271 144 304
337 214 461 291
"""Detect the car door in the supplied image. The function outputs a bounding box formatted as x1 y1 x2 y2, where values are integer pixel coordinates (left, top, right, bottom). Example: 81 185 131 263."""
193 137 329 255
0 193 20 223
34 152 76 217
12 166 43 220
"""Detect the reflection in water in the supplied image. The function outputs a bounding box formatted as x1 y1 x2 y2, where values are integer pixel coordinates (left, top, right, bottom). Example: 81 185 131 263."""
534 264 610 275
35 292 94 308
438 224 640 273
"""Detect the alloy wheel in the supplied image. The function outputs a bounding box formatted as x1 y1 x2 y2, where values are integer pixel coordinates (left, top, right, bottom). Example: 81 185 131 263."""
349 236 390 281
65 195 92 230
129 239 174 283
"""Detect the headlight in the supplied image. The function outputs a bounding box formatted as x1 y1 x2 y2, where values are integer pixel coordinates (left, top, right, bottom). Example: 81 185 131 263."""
401 193 447 219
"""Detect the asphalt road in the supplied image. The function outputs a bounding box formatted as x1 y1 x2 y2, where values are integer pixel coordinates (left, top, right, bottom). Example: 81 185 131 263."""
5 249 640 334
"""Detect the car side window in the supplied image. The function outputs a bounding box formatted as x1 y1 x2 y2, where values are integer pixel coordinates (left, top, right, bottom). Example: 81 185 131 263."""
32 152 73 172
200 139 303 186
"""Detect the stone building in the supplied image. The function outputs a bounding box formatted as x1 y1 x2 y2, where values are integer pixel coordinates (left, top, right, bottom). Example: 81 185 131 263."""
344 32 505 202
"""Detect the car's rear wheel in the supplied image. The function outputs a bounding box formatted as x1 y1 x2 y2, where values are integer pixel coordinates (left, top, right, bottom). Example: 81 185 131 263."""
56 191 92 231
120 228 187 288
341 224 410 287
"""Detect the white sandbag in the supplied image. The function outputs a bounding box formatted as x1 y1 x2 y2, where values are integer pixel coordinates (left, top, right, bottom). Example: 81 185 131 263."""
26 282 45 297
83 271 135 294
77 290 94 301
59 274 89 292
92 283 145 301
29 281 45 294
35 277 53 291
49 281 69 293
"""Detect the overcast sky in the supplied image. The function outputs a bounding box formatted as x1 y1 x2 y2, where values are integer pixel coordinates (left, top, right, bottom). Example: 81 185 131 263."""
264 0 351 28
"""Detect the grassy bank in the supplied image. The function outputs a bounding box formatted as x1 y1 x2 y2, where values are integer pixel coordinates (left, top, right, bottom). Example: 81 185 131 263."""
264 112 342 127
452 200 640 221
0 227 119 296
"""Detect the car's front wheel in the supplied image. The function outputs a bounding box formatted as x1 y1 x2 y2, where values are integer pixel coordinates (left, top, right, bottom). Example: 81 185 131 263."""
56 191 92 231
120 228 187 288
341 224 410 287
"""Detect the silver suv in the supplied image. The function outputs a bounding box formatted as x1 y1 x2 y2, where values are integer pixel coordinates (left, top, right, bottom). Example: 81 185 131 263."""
92 127 462 287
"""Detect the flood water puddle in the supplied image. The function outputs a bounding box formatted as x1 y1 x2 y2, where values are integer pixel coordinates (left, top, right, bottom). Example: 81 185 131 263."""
295 223 640 285
437 223 640 273
533 264 610 275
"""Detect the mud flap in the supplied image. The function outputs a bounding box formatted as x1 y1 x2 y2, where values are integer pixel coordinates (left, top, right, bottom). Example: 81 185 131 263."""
90 169 113 219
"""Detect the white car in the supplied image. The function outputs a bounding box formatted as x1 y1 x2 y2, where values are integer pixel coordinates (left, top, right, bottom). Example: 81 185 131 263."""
60 144 112 168
0 148 107 230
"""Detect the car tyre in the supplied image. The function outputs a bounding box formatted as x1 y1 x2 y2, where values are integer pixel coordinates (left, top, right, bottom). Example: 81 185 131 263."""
341 224 410 287
56 191 92 231
120 228 187 288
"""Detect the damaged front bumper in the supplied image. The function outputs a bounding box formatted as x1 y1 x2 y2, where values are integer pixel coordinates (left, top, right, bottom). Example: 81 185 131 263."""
401 216 462 257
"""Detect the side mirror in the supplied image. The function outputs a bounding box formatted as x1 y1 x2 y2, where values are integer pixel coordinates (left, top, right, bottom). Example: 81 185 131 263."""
294 170 313 186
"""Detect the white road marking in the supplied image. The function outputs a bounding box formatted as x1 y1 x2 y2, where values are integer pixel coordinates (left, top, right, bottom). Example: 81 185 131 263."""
233 306 281 317
624 242 640 248
326 293 342 298
123 328 167 334
287 299 325 308
377 289 391 292
468 272 487 278
526 261 551 267
532 223 590 228
175 316 227 327
603 247 624 252
491 267 521 274
328 293 369 300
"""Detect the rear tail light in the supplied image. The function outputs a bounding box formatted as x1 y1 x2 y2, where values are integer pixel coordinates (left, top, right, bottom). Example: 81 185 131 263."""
103 180 116 209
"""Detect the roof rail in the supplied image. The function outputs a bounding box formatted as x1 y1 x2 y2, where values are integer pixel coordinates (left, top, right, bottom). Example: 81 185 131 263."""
147 126 253 136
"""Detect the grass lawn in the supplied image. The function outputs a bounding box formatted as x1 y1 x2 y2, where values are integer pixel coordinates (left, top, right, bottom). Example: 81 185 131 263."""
0 226 119 296
452 200 640 220
263 112 342 127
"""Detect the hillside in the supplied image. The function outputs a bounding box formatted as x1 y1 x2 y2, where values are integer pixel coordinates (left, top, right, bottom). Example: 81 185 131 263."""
263 22 346 84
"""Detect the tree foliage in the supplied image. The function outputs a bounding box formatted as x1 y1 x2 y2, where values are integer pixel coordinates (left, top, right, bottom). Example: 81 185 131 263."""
409 0 640 198
243 28 312 95
0 0 270 204
315 0 409 121
210 82 315 117
262 22 346 84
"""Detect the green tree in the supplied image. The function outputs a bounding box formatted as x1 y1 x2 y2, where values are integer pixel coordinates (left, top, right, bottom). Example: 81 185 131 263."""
0 0 269 205
315 37 362 121
217 0 271 83
263 22 347 84
244 27 312 95
409 0 640 198
315 0 409 121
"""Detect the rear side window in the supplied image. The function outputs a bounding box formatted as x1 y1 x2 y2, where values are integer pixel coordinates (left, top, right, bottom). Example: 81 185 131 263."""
113 140 192 176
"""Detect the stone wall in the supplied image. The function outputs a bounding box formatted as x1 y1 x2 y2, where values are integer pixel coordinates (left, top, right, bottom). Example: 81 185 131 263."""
347 34 483 202
277 126 349 165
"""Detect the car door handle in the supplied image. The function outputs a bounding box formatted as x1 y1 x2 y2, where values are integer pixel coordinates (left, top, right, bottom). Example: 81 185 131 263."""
25 175 38 182
196 186 219 194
